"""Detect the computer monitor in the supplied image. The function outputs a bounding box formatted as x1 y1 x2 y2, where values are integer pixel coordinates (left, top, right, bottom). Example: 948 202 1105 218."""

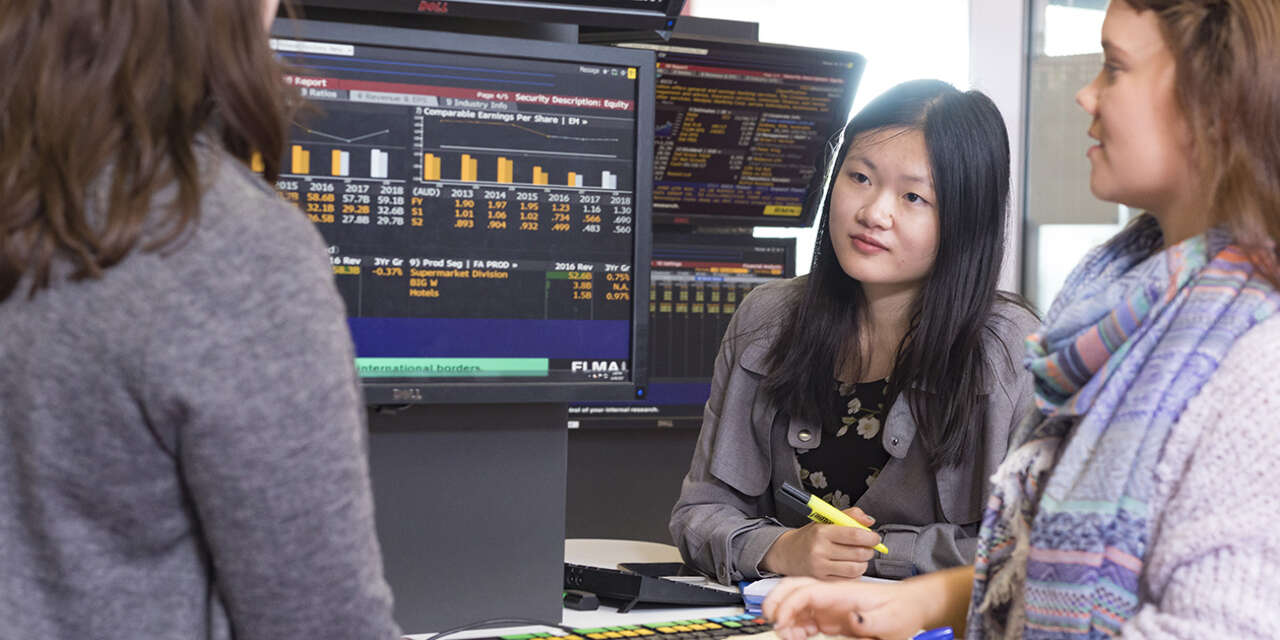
584 34 864 228
268 18 654 404
295 0 687 30
568 233 795 429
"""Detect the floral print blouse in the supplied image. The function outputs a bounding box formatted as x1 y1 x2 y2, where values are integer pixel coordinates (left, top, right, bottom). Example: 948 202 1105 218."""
796 377 893 510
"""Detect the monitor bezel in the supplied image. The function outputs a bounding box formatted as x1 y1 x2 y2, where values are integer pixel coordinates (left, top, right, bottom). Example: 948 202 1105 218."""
271 18 654 405
601 32 866 229
293 0 687 31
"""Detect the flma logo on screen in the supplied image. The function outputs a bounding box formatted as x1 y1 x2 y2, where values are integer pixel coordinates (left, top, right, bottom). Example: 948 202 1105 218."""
572 360 629 380
418 1 449 14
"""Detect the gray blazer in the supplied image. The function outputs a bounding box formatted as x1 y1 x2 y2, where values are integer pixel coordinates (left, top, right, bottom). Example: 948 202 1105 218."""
669 278 1040 582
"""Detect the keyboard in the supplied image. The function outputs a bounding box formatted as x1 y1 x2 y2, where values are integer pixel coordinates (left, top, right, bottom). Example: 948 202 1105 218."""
474 613 773 640
564 563 742 612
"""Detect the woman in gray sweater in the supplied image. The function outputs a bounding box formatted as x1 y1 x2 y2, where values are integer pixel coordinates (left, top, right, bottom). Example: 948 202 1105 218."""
765 1 1280 638
670 80 1039 583
0 1 400 638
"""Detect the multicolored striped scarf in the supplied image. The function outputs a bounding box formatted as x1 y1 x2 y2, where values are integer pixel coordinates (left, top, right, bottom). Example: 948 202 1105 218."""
967 215 1280 639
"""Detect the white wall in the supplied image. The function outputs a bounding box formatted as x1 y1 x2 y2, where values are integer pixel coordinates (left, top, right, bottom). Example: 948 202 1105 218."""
968 0 1028 293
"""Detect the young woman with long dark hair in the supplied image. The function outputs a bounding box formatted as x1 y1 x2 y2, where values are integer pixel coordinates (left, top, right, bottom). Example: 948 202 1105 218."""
765 1 1280 637
670 79 1039 582
0 1 399 637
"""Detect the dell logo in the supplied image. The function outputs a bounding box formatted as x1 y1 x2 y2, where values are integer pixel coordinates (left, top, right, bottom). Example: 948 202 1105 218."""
417 1 449 15
392 387 424 402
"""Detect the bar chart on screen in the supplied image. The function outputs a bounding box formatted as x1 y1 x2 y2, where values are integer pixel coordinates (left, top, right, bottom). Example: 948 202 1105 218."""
284 143 400 180
417 150 624 190
414 105 634 191
282 103 411 182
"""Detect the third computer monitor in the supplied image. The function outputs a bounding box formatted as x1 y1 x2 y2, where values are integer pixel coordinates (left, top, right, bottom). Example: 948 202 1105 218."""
606 34 864 228
296 0 687 30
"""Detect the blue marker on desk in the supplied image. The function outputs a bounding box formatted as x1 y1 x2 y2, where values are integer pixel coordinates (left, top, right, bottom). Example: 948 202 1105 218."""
911 627 953 639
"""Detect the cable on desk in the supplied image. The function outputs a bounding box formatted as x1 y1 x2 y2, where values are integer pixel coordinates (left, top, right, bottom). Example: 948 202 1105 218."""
416 616 576 640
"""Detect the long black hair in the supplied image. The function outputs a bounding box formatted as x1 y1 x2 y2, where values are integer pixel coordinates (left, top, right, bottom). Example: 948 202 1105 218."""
763 79 1024 470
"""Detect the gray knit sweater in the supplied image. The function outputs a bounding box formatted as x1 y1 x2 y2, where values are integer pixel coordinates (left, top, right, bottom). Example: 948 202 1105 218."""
0 152 400 639
1119 311 1280 638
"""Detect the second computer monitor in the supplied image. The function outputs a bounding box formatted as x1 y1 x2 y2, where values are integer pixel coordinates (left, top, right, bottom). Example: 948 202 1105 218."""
569 233 796 429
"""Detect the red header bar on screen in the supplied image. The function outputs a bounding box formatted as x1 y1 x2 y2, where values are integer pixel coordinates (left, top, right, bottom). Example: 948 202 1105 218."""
286 75 635 111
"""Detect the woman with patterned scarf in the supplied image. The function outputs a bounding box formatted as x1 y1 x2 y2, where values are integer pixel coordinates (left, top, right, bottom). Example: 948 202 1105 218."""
759 0 1280 638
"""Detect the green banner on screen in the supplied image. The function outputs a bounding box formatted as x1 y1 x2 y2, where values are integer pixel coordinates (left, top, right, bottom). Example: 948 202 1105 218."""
356 358 549 378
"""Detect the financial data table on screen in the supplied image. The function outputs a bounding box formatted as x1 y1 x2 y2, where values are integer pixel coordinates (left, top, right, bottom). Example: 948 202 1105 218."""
613 38 861 226
268 32 647 388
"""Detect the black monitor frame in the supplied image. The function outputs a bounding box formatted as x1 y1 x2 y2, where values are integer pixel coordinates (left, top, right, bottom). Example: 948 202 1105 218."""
294 0 687 31
271 18 655 405
588 32 865 229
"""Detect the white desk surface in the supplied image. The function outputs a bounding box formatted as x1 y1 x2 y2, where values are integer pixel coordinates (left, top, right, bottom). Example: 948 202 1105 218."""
404 539 746 640
562 538 744 626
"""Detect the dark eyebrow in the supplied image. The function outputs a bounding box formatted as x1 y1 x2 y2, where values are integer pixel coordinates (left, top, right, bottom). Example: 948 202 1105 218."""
848 155 930 187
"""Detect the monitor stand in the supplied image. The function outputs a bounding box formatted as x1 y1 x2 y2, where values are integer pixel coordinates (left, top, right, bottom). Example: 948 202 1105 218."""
367 403 568 632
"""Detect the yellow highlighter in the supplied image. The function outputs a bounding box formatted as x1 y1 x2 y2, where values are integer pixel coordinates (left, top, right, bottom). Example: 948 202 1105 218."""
781 482 889 554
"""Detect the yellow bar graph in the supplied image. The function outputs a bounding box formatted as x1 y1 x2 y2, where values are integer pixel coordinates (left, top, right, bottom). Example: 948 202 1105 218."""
567 171 577 186
497 157 514 183
291 145 311 174
423 154 442 181
460 154 478 182
250 152 265 173
533 166 548 185
331 149 345 177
